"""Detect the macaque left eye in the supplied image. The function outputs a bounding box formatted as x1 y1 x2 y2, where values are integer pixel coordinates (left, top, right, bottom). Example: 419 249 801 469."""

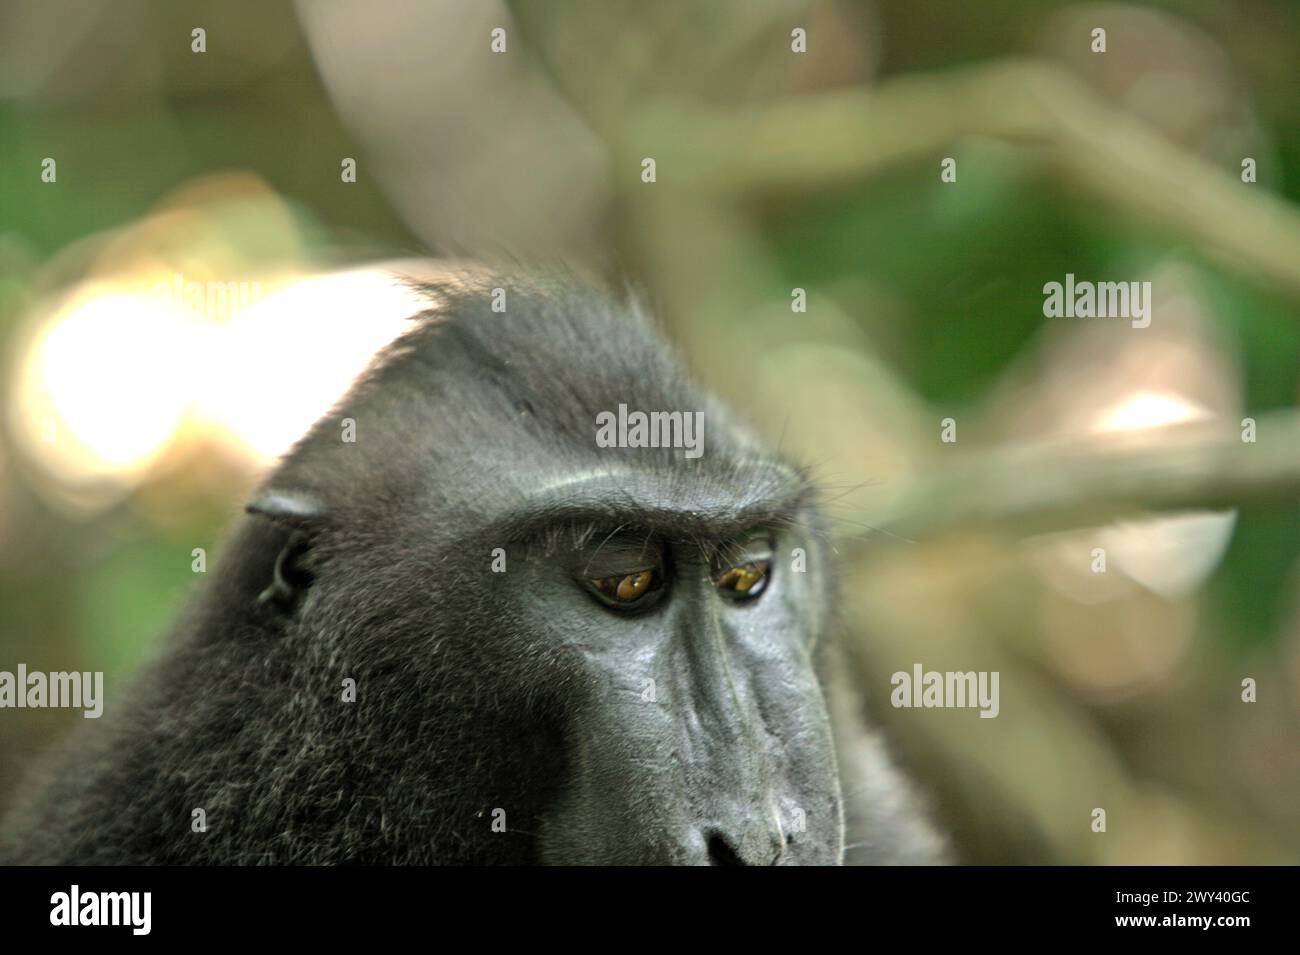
714 560 770 599
712 536 773 601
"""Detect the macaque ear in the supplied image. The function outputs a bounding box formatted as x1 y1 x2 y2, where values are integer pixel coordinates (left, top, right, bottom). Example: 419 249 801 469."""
245 489 325 529
245 489 325 609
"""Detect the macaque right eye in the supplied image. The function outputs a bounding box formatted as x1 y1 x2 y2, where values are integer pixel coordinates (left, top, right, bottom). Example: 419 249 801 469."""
587 568 664 609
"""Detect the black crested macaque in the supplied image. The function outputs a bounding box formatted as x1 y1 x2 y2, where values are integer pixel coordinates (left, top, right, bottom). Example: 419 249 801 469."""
0 270 946 865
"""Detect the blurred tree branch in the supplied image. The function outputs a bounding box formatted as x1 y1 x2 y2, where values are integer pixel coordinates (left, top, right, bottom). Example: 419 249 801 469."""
854 409 1300 544
617 58 1300 545
622 58 1300 303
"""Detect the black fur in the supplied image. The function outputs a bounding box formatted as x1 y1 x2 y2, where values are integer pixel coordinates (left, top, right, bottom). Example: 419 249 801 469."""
0 270 944 865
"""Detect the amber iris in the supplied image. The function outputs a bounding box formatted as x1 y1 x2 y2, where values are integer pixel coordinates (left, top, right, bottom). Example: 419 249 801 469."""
590 568 659 605
715 560 769 598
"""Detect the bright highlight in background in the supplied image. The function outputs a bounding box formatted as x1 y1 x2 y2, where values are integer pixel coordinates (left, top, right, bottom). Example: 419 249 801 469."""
10 268 431 503
13 288 197 486
1092 390 1237 600
206 269 429 462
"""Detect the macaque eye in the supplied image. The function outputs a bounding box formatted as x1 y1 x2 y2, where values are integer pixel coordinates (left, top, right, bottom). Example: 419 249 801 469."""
712 534 773 601
588 568 663 609
714 560 770 599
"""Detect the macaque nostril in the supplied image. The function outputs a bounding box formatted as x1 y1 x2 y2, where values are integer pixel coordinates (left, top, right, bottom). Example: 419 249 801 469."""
706 832 747 866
